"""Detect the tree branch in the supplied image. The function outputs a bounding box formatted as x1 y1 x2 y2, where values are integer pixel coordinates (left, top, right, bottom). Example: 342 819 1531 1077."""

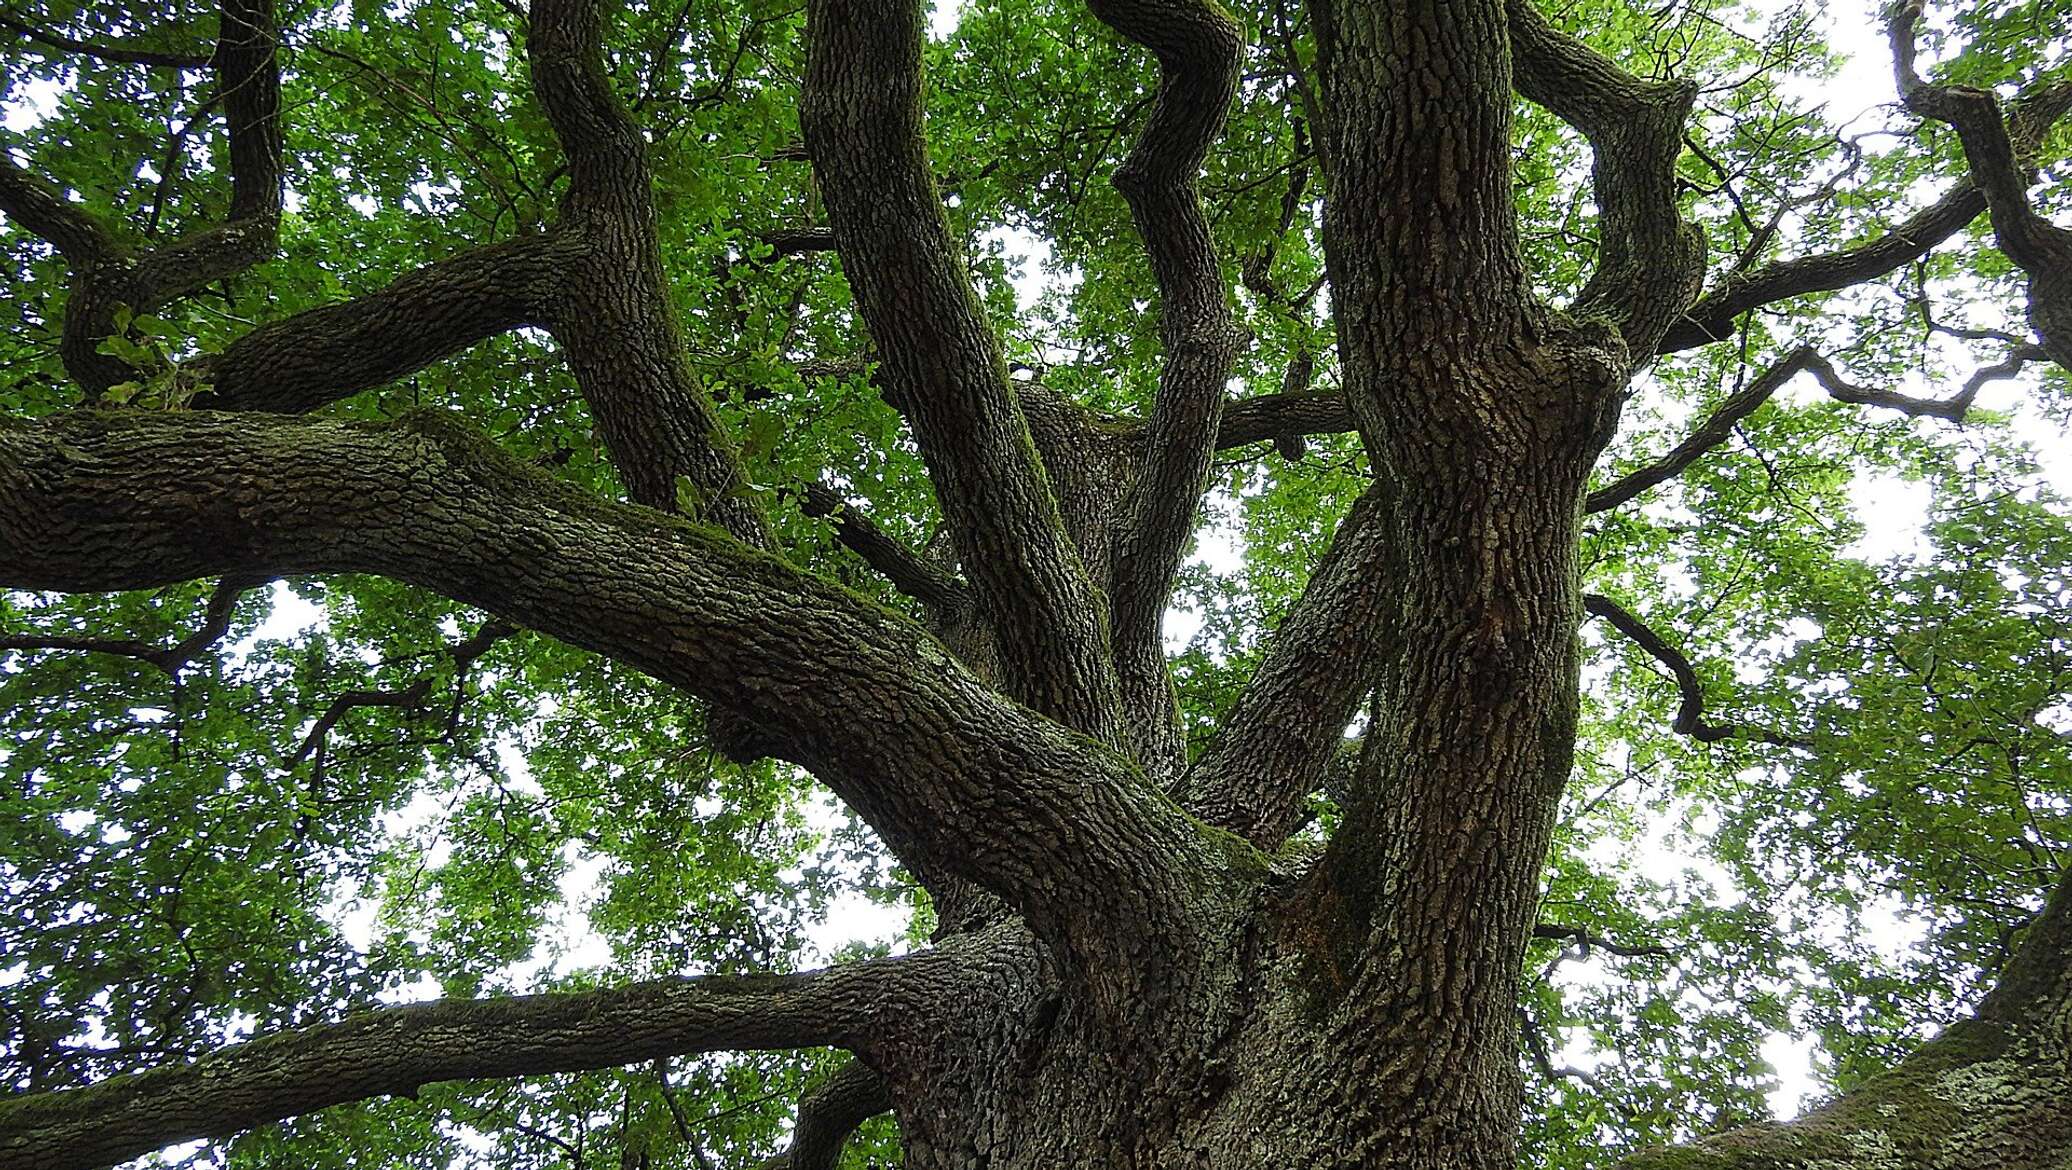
1891 2 2072 369
1211 390 1353 453
1179 483 1394 848
756 1060 891 1170
1530 922 1673 959
799 482 966 612
1583 593 1803 746
800 0 1124 746
1507 0 1705 355
0 574 257 676
0 10 213 68
0 153 121 266
1586 344 2041 513
192 233 577 413
0 958 913 1170
285 620 515 767
1089 0 1245 775
0 409 1224 969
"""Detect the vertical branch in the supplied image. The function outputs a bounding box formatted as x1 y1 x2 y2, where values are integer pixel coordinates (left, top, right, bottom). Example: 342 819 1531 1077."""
1091 0 1246 776
800 0 1124 744
525 0 772 546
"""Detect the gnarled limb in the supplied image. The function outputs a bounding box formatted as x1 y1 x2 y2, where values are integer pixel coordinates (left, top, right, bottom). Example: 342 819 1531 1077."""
800 0 1123 745
1507 0 1704 357
1584 593 1804 747
1586 344 2041 513
1618 866 2072 1170
0 409 1225 978
757 1059 892 1170
0 956 916 1170
1090 0 1245 776
0 574 258 676
1891 2 2072 369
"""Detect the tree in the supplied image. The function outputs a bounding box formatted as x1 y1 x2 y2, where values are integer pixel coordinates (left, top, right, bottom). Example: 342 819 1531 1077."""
0 0 2069 1164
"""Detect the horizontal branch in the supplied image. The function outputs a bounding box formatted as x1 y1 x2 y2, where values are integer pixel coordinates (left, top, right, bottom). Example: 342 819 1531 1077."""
0 409 1221 962
1530 923 1672 959
284 621 514 767
1211 391 1353 452
1586 344 2038 514
194 233 575 413
0 574 256 676
0 958 909 1170
0 10 213 68
1584 593 1803 747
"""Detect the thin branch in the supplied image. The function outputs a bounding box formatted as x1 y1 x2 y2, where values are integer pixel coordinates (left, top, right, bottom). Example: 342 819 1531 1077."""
1583 593 1803 747
285 621 515 768
1586 344 2041 513
1531 922 1673 959
0 10 213 68
0 575 259 676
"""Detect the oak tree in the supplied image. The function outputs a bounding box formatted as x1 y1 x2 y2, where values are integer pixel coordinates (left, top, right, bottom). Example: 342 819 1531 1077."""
2 0 2071 1166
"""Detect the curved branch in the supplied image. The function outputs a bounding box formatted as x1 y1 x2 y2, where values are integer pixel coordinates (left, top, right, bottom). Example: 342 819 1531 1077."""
757 1060 892 1170
193 233 576 413
0 409 1222 967
1584 593 1802 747
0 960 906 1170
1891 3 2072 368
800 0 1124 745
525 0 770 551
1586 344 2041 513
0 574 257 676
285 620 514 767
0 154 121 266
1508 0 1704 355
1091 0 1245 774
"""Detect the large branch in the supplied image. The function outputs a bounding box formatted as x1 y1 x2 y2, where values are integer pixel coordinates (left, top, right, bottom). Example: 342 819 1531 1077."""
192 233 578 413
526 0 770 545
1892 3 2072 369
1089 0 1245 775
1617 866 2072 1169
0 958 912 1170
1178 483 1394 848
1507 0 1704 356
800 0 1124 745
0 409 1222 966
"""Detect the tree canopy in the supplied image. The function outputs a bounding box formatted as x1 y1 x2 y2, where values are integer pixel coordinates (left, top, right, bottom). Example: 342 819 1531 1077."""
1 0 2070 1167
